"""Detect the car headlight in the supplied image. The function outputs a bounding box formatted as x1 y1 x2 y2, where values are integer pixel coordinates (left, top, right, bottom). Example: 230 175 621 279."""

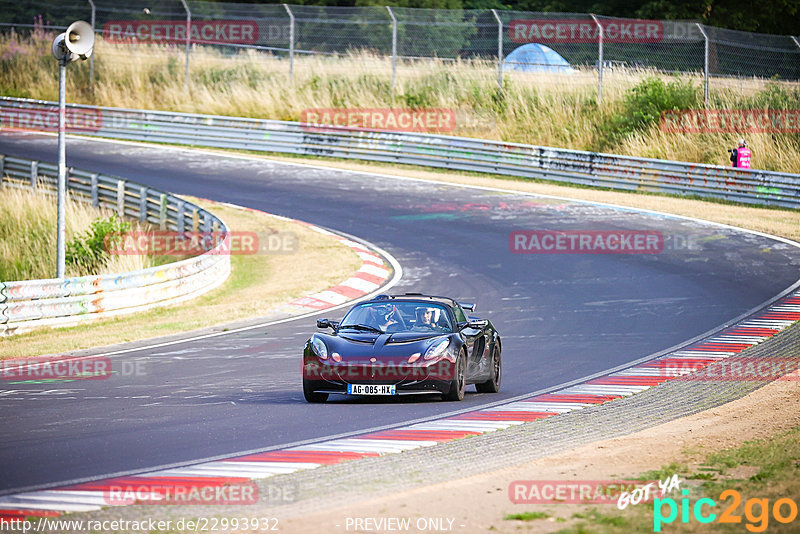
423 338 451 361
310 335 328 360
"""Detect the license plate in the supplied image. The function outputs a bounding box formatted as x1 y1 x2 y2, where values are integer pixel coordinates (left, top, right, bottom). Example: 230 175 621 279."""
347 384 397 395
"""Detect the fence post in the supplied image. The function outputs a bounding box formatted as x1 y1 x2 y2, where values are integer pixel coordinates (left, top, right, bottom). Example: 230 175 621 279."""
180 0 191 93
116 180 125 216
91 174 99 207
0 155 4 186
159 193 167 230
696 23 709 107
139 186 147 222
30 161 38 191
88 0 95 87
177 200 185 234
386 6 397 93
283 4 295 80
491 9 503 89
590 14 603 105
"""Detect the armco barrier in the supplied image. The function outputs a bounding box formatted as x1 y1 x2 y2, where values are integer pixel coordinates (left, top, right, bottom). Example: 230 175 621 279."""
0 154 231 336
1 96 799 209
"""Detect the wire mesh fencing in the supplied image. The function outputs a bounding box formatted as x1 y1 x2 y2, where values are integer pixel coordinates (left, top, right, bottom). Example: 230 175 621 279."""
1 2 799 100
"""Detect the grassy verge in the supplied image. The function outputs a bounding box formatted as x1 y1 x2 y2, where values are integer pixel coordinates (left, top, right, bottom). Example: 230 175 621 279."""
0 197 363 358
2 33 799 173
512 426 800 533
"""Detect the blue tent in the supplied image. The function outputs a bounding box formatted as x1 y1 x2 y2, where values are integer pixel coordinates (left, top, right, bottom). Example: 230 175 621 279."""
503 44 575 74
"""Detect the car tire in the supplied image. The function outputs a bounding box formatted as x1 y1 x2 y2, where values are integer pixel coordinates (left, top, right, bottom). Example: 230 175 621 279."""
476 343 501 393
443 351 466 401
303 380 328 403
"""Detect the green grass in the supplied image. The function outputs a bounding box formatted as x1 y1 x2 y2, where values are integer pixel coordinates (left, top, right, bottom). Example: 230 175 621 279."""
551 426 800 534
504 511 551 521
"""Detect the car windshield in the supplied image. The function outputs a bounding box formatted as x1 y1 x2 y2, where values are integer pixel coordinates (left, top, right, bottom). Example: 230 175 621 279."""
339 301 453 334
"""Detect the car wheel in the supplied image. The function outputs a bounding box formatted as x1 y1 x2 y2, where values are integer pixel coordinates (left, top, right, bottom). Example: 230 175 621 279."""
443 351 466 401
303 380 328 403
476 343 501 393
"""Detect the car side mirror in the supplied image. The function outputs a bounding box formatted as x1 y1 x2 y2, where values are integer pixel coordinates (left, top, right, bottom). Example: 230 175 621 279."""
317 319 337 330
459 319 487 329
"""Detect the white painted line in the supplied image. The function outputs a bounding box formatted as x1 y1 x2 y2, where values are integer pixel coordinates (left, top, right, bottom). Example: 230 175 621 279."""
358 263 391 278
310 290 350 305
340 277 380 292
407 420 523 431
0 499 101 512
9 490 108 506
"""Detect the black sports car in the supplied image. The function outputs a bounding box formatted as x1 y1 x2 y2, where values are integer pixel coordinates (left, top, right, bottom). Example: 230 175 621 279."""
302 293 501 402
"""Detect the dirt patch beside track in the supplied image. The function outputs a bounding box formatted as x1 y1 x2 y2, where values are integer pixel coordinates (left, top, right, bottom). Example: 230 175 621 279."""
278 373 800 533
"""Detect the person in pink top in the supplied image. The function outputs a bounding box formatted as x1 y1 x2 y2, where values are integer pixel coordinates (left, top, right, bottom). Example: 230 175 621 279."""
730 138 751 168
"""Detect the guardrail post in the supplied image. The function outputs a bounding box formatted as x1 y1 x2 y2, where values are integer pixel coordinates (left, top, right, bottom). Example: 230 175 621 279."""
696 23 709 107
30 161 38 191
116 180 125 216
177 200 185 234
139 186 147 222
90 173 99 207
192 209 199 232
591 14 603 105
180 0 191 94
159 193 167 230
88 0 95 87
0 155 4 187
386 6 397 94
491 9 503 89
283 4 295 80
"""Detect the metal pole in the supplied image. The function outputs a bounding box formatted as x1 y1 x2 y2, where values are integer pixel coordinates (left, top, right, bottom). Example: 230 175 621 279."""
283 4 294 80
386 6 397 93
180 0 191 93
696 23 709 107
57 59 67 279
591 14 603 105
88 0 95 87
491 9 502 89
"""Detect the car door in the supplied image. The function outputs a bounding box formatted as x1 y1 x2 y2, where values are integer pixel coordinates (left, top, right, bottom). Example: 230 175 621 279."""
453 305 483 376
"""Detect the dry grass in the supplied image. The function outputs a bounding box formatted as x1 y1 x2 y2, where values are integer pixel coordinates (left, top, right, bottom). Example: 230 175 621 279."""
0 186 152 281
2 33 798 173
0 197 363 358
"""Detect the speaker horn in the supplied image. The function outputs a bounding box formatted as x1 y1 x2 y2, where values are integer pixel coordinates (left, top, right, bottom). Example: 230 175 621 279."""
64 21 94 60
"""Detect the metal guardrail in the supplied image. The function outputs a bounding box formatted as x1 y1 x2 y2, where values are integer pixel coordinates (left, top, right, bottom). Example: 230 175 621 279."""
0 153 231 336
1 96 799 209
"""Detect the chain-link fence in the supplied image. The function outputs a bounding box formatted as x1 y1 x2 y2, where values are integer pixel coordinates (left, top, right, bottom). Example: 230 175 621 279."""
1 1 799 100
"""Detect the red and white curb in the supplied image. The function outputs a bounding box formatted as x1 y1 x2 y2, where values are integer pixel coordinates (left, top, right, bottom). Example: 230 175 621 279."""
2 291 797 520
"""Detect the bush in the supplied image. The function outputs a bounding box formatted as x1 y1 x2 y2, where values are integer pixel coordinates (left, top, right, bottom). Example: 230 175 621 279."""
65 214 131 275
597 77 700 149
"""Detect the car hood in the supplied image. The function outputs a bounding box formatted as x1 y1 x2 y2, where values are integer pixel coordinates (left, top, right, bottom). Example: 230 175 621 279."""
321 331 446 360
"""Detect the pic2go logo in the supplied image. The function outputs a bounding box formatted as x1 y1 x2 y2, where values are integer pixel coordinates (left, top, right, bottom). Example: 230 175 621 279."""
654 489 798 532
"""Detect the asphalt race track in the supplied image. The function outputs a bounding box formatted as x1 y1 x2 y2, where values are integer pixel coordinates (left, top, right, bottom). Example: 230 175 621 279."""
1 133 799 495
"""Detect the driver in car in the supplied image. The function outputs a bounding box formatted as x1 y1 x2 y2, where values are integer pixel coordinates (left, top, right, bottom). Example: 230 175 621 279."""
413 307 446 332
373 304 404 332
